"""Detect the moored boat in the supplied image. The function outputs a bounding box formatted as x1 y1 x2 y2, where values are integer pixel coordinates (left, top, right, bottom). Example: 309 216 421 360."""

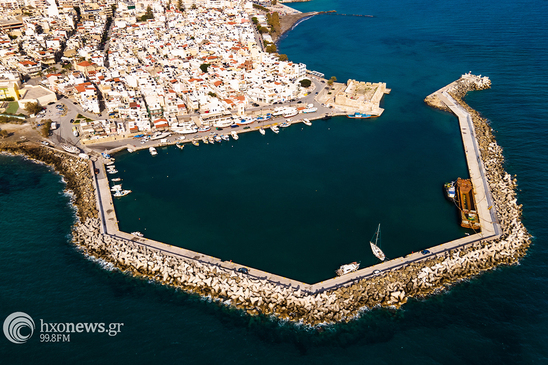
215 135 222 143
336 262 360 276
231 131 239 140
370 224 385 261
192 140 199 146
176 142 184 150
236 118 255 126
113 189 131 197
456 178 481 229
259 128 265 135
270 125 279 134
221 134 230 141
444 181 456 201
111 177 121 182
303 118 312 126
347 112 372 119
149 146 158 156
198 126 211 133
279 121 291 128
131 231 144 237
61 144 79 154
110 184 122 191
107 168 118 174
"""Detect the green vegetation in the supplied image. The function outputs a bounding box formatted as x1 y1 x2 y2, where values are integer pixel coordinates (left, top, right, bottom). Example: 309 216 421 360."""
208 92 217 98
0 115 25 123
253 4 268 11
299 79 312 88
257 26 268 34
0 97 15 102
278 54 288 61
40 119 52 138
76 114 85 119
200 63 211 73
266 12 281 34
265 44 277 53
138 6 154 22
6 102 19 114
251 17 258 25
24 102 42 116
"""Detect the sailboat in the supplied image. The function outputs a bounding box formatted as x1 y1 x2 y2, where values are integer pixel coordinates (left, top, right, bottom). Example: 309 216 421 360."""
370 224 385 261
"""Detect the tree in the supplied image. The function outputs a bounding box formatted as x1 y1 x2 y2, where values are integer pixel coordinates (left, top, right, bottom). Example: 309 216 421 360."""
278 54 288 61
251 17 258 25
200 63 211 73
258 26 268 34
145 5 153 19
40 119 52 138
299 79 312 88
272 0 277 5
24 102 43 116
265 44 277 53
208 92 217 98
330 76 337 83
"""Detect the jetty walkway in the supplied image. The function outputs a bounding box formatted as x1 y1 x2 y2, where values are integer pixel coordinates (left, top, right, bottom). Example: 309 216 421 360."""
88 80 501 294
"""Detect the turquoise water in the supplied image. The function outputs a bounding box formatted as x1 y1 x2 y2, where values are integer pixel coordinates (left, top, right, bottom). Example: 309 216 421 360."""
2 0 548 362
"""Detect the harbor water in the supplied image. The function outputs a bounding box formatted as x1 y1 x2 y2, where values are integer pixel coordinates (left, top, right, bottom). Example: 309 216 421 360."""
2 0 547 362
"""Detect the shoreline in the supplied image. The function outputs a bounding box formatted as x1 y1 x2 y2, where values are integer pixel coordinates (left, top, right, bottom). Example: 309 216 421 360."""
0 74 531 326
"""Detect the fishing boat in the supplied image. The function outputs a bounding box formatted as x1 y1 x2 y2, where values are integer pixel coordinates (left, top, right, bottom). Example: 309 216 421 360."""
150 131 171 141
127 148 134 153
231 131 239 140
110 184 122 192
215 135 222 143
369 224 385 261
62 144 79 154
197 126 211 133
221 134 230 141
336 262 360 276
347 112 372 119
208 135 215 144
107 169 118 174
131 231 144 237
444 181 456 201
302 118 312 126
202 136 209 144
259 128 265 135
270 125 279 134
176 142 184 150
111 177 121 182
279 121 291 128
192 140 199 146
113 189 131 197
149 146 158 156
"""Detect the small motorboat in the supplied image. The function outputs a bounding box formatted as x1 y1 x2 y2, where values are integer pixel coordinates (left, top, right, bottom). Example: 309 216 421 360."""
111 177 121 182
270 125 279 134
336 262 360 276
221 134 230 141
176 142 184 150
192 140 199 146
303 119 312 126
113 189 131 197
131 231 144 237
231 131 239 140
149 146 158 156
259 128 265 135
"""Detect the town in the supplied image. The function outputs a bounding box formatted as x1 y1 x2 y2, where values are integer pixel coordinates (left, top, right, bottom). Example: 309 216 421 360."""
0 0 388 150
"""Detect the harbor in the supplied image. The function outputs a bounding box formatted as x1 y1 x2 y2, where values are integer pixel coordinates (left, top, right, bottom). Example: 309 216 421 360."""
0 73 530 325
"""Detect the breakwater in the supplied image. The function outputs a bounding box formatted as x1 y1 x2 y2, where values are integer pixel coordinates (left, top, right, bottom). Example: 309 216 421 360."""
1 74 531 326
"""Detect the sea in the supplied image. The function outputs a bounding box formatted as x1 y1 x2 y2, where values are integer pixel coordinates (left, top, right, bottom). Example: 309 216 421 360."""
1 0 547 363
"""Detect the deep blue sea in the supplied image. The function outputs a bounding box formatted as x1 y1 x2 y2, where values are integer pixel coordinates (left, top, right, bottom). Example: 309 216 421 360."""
2 0 548 362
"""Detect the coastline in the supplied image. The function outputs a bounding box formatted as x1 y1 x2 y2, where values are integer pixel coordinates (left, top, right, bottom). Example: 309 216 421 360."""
0 75 531 326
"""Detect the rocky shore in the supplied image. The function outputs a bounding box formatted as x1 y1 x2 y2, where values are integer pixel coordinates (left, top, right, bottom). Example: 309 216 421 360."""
1 77 531 325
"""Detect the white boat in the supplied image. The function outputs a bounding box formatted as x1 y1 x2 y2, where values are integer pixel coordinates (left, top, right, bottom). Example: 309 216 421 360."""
236 118 255 126
107 169 118 174
127 148 134 153
215 135 222 143
221 134 230 141
111 184 122 191
370 223 385 261
171 124 198 134
150 132 171 141
302 107 318 114
336 262 360 276
303 119 312 126
283 109 298 118
192 140 199 146
279 121 291 128
176 142 184 150
202 137 209 144
259 128 265 135
61 144 79 154
149 147 157 156
270 125 279 134
113 189 131 197
111 177 121 182
78 153 89 159
131 231 144 237
231 131 239 140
